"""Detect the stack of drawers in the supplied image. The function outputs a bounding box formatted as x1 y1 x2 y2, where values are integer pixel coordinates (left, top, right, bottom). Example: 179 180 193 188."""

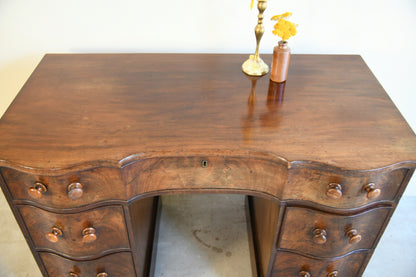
1 54 415 277
0 166 138 277
271 164 412 276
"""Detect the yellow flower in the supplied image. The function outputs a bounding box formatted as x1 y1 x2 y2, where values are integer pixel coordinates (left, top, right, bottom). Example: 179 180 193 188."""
271 12 298 41
250 0 254 10
270 12 292 21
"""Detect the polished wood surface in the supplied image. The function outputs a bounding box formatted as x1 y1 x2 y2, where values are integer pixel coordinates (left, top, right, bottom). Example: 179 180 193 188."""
279 206 391 258
1 166 125 208
40 252 136 277
273 251 367 277
128 196 159 276
285 166 409 209
19 205 130 258
248 196 281 276
123 155 288 198
0 54 414 171
0 54 415 277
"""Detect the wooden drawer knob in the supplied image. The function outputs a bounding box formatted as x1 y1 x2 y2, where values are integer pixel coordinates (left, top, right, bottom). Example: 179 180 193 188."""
97 273 108 277
300 271 311 277
67 182 83 200
28 182 47 199
326 183 342 199
45 226 63 243
328 270 339 277
312 228 327 244
346 228 362 244
363 183 381 199
82 227 97 243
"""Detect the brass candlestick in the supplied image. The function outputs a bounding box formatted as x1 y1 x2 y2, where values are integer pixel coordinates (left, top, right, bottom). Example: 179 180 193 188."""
242 0 269 76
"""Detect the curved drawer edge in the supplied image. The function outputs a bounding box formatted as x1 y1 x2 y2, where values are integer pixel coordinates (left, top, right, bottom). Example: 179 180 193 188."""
36 248 132 261
283 199 394 215
274 248 371 261
0 162 122 176
127 187 283 204
39 251 136 277
13 199 128 213
289 160 416 173
1 151 414 176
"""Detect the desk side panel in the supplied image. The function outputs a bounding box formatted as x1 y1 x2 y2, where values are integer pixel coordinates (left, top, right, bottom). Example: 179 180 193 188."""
0 169 48 276
128 196 159 277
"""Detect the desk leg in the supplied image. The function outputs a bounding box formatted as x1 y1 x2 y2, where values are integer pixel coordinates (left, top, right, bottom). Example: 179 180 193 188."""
248 196 281 277
148 197 162 277
128 196 160 277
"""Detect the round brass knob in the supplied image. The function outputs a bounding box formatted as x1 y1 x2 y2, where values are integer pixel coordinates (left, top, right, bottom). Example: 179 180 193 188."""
300 270 311 277
69 273 79 277
328 270 339 277
28 182 47 199
312 228 327 244
67 182 83 200
82 227 97 243
363 183 381 199
326 183 342 199
45 226 63 243
97 273 108 277
346 228 362 244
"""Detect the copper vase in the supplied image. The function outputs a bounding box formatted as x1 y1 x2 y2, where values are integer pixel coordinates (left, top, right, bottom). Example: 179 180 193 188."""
270 40 291 83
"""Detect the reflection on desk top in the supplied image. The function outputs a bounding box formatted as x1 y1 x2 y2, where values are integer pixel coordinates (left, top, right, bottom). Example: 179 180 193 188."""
0 54 415 170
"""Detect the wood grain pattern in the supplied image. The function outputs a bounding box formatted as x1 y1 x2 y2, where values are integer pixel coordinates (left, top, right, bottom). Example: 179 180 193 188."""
272 251 367 277
245 197 260 277
128 196 159 277
40 252 136 277
285 166 409 209
123 156 288 198
2 167 125 208
19 205 130 258
0 168 50 276
0 54 415 277
0 54 414 172
278 206 391 258
249 196 281 277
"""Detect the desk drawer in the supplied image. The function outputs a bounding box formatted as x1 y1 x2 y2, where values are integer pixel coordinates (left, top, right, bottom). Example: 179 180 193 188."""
279 206 390 258
285 167 408 209
40 251 136 277
2 167 125 208
272 251 367 277
123 156 288 197
19 205 130 257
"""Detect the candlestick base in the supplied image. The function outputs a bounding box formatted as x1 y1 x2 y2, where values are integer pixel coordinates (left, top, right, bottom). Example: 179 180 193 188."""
242 55 269 76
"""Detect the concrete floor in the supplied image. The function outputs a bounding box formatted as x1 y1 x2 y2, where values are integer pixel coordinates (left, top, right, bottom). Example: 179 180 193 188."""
153 194 254 277
0 191 415 277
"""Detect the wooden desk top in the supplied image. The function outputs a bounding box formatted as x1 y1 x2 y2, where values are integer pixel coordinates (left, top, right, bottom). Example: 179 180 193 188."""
0 54 415 171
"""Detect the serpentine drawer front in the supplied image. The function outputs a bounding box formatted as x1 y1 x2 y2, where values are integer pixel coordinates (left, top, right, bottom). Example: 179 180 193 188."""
40 252 136 277
279 206 391 257
123 156 288 197
272 251 367 277
1 167 125 208
19 205 130 257
0 54 415 277
285 166 409 209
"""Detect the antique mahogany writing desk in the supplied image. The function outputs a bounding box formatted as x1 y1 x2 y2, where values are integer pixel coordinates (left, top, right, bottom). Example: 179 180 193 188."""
0 54 415 277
